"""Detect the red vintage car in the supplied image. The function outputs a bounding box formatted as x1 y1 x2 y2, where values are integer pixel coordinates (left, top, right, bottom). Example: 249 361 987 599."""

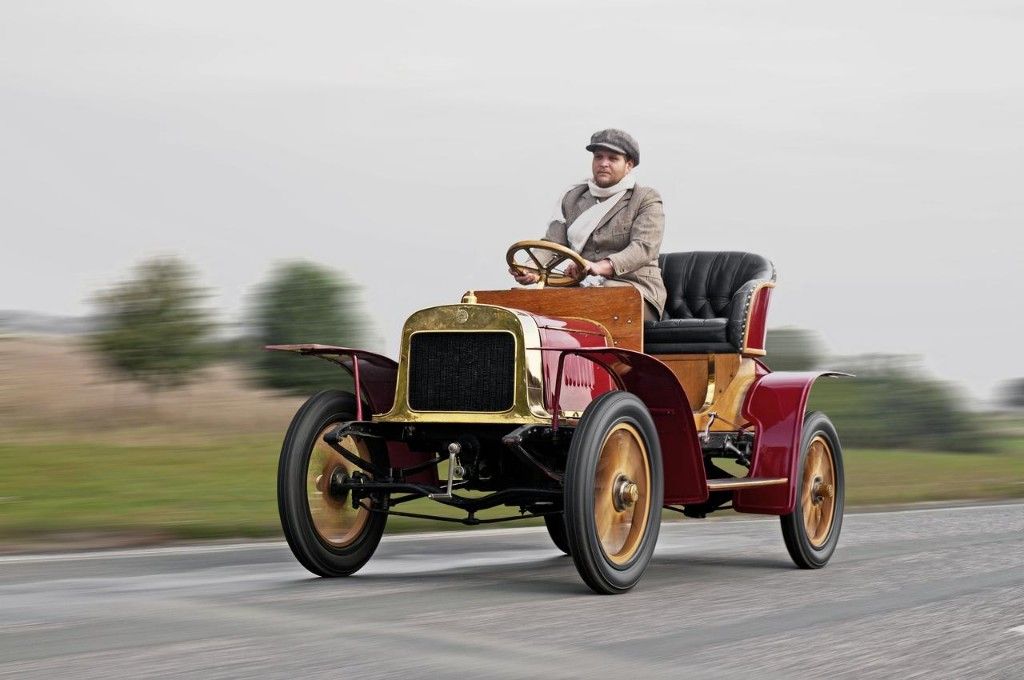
270 241 847 594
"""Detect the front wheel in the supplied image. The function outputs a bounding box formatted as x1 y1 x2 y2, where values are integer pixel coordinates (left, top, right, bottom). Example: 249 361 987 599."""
278 390 388 577
564 391 663 594
780 411 845 568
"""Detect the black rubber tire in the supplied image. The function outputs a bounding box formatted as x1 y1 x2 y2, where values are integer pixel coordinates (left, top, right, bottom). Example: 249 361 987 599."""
544 513 571 555
780 411 845 569
278 390 388 577
564 391 664 594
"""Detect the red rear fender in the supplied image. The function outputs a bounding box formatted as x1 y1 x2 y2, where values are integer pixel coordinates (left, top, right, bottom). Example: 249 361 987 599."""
733 369 851 514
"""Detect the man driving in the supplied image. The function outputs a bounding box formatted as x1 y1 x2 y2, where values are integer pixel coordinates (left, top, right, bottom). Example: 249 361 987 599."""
509 129 666 322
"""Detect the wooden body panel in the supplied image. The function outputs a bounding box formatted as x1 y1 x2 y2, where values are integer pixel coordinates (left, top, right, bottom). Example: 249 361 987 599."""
654 354 757 430
472 287 644 351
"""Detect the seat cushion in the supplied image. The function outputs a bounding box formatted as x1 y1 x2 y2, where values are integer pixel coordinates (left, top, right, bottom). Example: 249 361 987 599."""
643 340 737 354
644 318 728 344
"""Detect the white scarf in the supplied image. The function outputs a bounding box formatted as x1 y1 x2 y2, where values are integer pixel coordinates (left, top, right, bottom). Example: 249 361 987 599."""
551 173 636 286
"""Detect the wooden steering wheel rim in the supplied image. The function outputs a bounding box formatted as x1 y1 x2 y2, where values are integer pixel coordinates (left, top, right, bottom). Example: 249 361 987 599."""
506 240 588 288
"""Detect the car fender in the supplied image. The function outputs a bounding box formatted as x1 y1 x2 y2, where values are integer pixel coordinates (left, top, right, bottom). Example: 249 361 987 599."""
264 344 398 417
540 347 708 505
265 344 439 484
733 369 851 515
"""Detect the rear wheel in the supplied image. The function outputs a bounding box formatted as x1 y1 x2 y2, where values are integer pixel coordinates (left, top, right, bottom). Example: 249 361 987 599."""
278 390 388 577
564 391 663 594
544 514 571 555
780 411 844 568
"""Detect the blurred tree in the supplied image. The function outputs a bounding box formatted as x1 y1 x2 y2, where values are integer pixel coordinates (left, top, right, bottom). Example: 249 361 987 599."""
762 329 987 452
251 261 369 394
762 327 825 371
809 372 987 452
998 378 1024 409
89 257 214 390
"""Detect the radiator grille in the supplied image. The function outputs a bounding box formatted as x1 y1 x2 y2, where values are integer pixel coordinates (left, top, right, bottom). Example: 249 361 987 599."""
408 332 515 412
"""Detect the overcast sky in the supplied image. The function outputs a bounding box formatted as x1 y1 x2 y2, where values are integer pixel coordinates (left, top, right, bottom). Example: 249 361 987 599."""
2 1 1021 401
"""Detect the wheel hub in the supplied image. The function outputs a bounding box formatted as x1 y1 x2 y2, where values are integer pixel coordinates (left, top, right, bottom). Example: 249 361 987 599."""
612 475 640 512
324 468 352 505
811 476 835 505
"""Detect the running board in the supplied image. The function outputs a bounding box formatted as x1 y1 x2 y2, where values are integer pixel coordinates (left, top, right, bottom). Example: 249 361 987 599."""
705 477 788 491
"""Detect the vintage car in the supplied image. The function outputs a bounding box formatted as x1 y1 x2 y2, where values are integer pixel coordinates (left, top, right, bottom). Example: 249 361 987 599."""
269 241 846 594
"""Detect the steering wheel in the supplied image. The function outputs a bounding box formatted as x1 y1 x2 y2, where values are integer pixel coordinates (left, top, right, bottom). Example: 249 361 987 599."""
506 240 587 288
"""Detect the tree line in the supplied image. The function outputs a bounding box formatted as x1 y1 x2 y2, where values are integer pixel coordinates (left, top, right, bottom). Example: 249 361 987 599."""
763 328 993 452
88 259 1016 453
89 256 368 395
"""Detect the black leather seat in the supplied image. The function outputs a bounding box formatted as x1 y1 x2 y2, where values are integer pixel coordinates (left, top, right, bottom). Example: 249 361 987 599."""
644 252 775 354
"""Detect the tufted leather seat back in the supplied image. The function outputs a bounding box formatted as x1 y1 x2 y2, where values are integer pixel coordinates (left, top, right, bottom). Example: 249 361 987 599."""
644 251 776 354
659 252 775 321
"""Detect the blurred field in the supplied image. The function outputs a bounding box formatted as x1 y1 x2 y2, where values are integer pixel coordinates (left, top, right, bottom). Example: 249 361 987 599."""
3 436 1023 545
0 336 304 443
2 336 1023 547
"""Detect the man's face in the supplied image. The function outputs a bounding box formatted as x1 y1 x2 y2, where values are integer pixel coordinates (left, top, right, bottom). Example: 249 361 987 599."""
591 149 634 188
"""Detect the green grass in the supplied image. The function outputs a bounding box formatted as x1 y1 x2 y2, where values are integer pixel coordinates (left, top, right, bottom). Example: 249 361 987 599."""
0 436 538 542
844 447 1024 505
1 436 1022 544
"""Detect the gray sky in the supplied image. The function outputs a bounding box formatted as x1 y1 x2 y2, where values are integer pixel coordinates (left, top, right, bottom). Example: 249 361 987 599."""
2 1 1022 401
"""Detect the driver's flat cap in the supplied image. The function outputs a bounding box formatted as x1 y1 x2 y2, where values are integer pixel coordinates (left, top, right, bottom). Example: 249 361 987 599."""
586 129 640 166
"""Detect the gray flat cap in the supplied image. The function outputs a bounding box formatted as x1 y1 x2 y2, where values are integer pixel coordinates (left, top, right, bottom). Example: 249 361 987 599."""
586 128 640 166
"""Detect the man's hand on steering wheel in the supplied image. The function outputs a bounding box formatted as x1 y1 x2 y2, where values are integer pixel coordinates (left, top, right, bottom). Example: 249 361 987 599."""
508 266 540 285
563 259 613 279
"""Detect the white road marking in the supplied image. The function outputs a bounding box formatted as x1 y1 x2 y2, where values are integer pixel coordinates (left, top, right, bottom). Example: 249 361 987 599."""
1009 625 1024 635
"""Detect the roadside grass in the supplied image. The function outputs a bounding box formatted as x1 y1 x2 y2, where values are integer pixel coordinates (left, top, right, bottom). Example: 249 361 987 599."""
2 436 1023 544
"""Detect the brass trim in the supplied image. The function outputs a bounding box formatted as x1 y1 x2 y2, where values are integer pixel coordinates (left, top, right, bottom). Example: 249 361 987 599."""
699 354 716 412
740 281 776 355
705 477 788 491
376 304 551 425
538 316 615 346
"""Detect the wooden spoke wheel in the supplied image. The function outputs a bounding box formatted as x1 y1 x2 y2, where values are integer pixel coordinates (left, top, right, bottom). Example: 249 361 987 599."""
801 435 837 547
781 411 845 569
564 392 663 594
278 390 388 577
594 424 652 565
506 239 587 288
306 423 372 548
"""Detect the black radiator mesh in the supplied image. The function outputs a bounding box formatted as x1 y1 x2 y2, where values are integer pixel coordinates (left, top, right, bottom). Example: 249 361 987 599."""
408 332 515 412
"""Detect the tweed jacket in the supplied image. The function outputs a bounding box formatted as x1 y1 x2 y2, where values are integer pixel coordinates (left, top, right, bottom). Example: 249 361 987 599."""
543 183 667 316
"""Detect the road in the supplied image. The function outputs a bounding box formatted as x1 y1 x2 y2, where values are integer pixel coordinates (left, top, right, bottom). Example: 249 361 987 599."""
1 503 1023 679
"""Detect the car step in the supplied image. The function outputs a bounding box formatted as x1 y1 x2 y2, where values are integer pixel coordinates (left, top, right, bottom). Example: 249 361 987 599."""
705 477 788 491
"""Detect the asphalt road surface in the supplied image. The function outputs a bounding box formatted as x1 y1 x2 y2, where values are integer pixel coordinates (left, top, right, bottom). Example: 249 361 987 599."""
2 503 1023 679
